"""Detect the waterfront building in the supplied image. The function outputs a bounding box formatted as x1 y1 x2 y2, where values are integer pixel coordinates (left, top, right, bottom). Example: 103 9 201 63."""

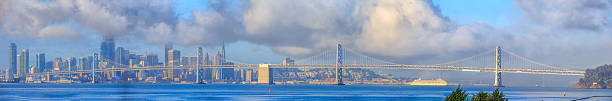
257 64 273 84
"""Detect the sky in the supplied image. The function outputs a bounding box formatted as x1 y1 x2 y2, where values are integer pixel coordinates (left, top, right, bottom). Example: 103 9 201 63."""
0 0 611 86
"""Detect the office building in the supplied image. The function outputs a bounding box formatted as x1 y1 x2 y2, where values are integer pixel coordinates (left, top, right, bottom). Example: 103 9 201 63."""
100 37 115 62
257 64 273 84
164 43 172 66
168 49 180 79
115 47 129 65
18 49 29 76
16 54 21 77
140 54 158 66
36 53 45 73
8 43 17 81
213 51 221 80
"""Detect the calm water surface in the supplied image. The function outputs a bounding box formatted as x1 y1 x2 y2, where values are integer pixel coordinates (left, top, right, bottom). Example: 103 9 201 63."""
0 84 610 101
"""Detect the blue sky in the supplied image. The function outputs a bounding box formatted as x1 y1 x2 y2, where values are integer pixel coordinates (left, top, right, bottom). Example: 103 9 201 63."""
432 0 521 28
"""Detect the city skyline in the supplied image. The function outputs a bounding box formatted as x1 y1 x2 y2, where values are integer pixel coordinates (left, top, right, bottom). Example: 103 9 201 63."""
0 0 610 87
0 1 611 100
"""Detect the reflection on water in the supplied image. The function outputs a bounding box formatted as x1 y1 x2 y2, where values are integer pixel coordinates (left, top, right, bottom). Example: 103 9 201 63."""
0 84 610 101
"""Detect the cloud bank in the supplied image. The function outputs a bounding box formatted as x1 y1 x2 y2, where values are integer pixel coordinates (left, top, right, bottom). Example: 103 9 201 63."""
0 0 610 66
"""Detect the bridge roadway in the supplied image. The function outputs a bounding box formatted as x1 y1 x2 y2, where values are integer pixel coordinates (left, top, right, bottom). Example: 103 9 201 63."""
26 64 585 77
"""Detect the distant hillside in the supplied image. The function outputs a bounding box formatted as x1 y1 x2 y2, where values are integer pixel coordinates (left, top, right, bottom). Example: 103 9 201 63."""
572 64 612 89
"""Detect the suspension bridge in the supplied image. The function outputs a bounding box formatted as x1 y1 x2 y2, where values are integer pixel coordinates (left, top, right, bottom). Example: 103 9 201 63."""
21 43 584 86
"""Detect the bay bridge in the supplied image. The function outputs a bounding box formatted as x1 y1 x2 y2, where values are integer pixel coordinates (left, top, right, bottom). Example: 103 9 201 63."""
22 43 585 86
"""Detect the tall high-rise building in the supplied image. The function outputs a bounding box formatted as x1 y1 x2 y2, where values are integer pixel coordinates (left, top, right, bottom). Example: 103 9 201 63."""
168 50 180 79
115 47 129 65
164 43 172 66
100 37 115 62
36 53 45 73
16 54 21 77
221 42 225 63
203 51 211 82
8 43 17 80
18 49 29 76
257 64 273 84
213 51 221 80
204 52 209 65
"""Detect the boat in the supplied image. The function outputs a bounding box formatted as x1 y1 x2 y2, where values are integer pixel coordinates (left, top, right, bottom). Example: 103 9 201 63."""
408 78 448 86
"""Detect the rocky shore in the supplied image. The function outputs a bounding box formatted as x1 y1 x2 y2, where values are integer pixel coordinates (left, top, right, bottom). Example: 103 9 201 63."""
572 64 612 89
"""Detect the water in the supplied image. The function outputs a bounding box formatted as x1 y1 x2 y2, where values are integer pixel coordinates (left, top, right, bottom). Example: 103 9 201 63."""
0 84 610 101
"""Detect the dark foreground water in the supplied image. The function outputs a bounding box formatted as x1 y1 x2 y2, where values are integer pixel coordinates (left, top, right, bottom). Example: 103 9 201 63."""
0 84 610 101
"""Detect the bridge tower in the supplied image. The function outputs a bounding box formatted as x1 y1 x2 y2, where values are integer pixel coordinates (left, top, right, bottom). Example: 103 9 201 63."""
196 47 202 84
92 58 95 84
493 46 503 87
336 43 344 85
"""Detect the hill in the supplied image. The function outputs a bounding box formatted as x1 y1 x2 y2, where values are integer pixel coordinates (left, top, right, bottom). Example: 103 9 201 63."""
572 64 612 89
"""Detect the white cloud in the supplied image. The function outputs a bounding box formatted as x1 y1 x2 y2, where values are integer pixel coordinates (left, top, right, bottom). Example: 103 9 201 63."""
37 25 79 39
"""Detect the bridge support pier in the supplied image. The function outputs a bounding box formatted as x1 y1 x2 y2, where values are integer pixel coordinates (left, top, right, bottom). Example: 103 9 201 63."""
336 43 344 85
493 46 503 87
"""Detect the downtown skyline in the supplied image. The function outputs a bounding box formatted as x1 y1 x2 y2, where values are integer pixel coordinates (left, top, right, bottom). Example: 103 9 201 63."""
0 0 611 87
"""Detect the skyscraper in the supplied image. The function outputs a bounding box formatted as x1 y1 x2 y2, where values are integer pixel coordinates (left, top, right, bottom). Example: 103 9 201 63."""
115 47 129 65
221 41 225 63
8 43 16 81
21 49 29 75
257 64 273 84
213 51 221 81
100 37 115 62
203 52 211 82
168 49 180 80
36 53 45 73
204 52 209 65
164 43 172 66
16 54 21 77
